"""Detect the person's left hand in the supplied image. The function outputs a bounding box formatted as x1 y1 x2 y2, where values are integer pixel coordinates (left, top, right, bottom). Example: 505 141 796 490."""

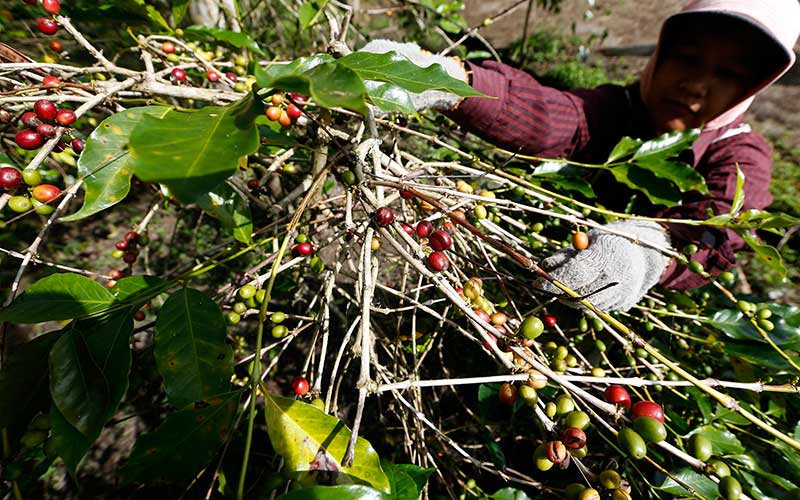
533 220 672 312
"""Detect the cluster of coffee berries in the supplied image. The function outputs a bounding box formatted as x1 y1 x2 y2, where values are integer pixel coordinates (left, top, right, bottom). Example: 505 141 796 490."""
15 98 83 158
602 385 667 460
110 231 146 269
264 92 306 127
28 0 61 35
0 165 62 215
380 204 457 273
533 395 594 474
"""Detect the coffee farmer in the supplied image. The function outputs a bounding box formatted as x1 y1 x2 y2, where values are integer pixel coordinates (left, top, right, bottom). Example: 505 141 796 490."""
361 0 800 311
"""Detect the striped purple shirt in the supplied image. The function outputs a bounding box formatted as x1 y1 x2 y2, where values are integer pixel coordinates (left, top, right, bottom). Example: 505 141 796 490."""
447 61 773 290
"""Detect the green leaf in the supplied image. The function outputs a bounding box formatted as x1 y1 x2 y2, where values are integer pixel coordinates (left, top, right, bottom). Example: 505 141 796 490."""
109 275 169 305
686 425 745 455
708 305 800 349
276 486 389 500
632 128 700 164
730 164 746 215
365 81 417 115
392 464 433 493
120 390 240 482
656 467 718 499
129 90 263 203
728 453 797 491
185 25 266 55
725 342 800 370
608 164 681 206
298 1 323 29
381 461 420 500
606 136 643 163
530 161 596 198
132 0 171 30
49 405 91 476
264 393 391 493
337 51 482 98
631 159 709 194
196 184 253 244
704 209 800 231
686 387 713 423
49 313 133 438
491 488 533 500
257 59 369 115
154 288 233 409
739 231 787 279
62 106 171 221
0 273 114 323
0 331 60 429
171 0 190 24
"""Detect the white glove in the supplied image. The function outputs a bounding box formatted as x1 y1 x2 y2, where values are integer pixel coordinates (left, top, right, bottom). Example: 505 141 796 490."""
359 40 468 112
533 221 672 312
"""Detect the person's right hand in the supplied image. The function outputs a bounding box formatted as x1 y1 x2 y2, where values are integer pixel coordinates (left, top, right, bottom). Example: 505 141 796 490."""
359 40 468 112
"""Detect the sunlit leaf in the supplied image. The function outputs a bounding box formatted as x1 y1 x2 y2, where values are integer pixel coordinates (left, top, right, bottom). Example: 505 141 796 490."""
185 25 266 55
0 273 114 323
196 184 253 244
276 485 389 500
656 467 718 499
264 393 390 493
708 305 800 349
739 231 787 279
608 164 681 206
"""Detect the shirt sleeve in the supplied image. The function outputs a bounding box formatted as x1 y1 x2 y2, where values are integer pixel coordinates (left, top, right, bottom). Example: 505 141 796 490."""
445 61 591 158
656 132 773 290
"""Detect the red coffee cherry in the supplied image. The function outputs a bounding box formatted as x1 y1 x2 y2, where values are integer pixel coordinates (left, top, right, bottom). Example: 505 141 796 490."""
225 72 238 82
416 220 433 238
604 385 631 410
49 40 62 52
124 231 140 243
108 269 125 280
171 67 186 81
498 383 517 406
373 207 395 227
36 123 57 139
429 230 452 251
161 41 176 54
399 188 414 199
400 223 414 236
0 167 23 190
286 92 308 107
246 179 260 190
631 400 665 424
543 314 557 327
15 130 44 150
427 251 449 272
291 376 309 396
473 308 491 323
32 184 61 203
34 99 57 121
206 70 220 82
122 252 138 264
42 0 61 15
294 242 313 256
55 108 76 126
21 112 42 128
286 104 302 120
71 138 85 153
115 240 129 251
42 75 61 88
37 18 58 35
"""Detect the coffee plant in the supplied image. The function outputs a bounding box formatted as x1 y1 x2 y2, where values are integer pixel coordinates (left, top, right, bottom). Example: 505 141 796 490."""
1 1 799 499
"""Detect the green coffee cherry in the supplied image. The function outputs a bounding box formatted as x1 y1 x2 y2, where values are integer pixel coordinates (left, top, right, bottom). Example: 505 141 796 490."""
238 284 257 300
618 428 647 459
689 433 713 461
271 311 287 324
633 416 666 443
555 394 575 415
718 476 742 500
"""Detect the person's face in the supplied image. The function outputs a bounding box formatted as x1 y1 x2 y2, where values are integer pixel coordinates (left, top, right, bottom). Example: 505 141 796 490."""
643 29 761 133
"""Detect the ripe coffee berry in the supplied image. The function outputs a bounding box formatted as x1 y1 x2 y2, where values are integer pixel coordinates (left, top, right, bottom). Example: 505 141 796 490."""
16 130 44 150
115 240 129 251
291 376 310 396
373 207 395 226
416 220 433 238
561 427 587 449
108 269 125 280
399 188 414 199
278 110 292 127
604 385 632 410
286 92 307 107
631 400 664 423
134 310 146 321
31 184 60 203
21 112 42 128
498 383 517 406
122 252 138 264
246 179 260 190
427 251 449 272
37 18 58 35
225 72 238 82
161 41 176 54
543 314 557 327
42 75 60 88
545 440 568 464
34 99 57 121
294 242 313 256
36 123 57 138
429 230 452 251
286 104 302 120
0 167 23 190
206 70 220 82
49 40 62 52
265 106 281 121
400 223 414 236
42 0 61 15
572 231 589 250
56 108 76 126
71 138 85 153
124 231 140 243
171 67 186 81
